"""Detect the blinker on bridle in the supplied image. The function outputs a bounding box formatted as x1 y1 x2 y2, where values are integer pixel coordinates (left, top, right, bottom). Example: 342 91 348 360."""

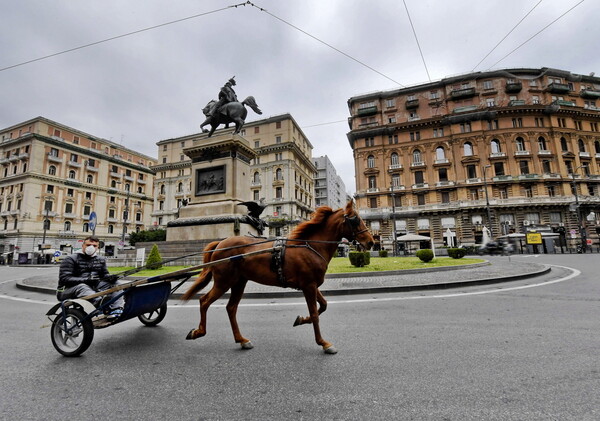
343 214 369 241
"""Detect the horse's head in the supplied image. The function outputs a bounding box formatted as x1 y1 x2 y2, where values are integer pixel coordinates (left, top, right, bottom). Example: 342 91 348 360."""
342 200 374 250
202 100 216 116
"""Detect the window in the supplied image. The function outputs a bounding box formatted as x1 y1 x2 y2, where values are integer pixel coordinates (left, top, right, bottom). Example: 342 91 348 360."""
368 176 377 189
365 137 375 147
49 148 59 157
547 186 556 197
491 139 501 154
525 213 540 224
595 140 600 154
433 128 444 138
253 172 260 183
430 91 440 100
48 165 56 176
83 222 89 232
560 138 569 152
385 99 395 108
542 160 552 174
108 224 114 234
483 80 493 90
532 95 540 104
494 162 504 176
463 142 473 156
391 174 400 187
275 152 283 161
575 121 583 130
519 160 529 175
486 98 495 107
86 174 93 183
512 118 523 128
578 139 586 152
412 149 422 164
538 137 548 151
498 187 508 199
388 135 398 144
557 118 567 128
388 116 396 124
438 168 448 182
467 165 477 179
65 203 73 214
369 197 377 208
591 122 599 132
46 185 55 194
64 221 71 231
275 187 282 198
565 160 573 174
441 192 450 203
435 147 445 160
85 192 92 200
524 186 533 198
275 168 283 180
70 154 78 163
409 131 420 141
417 194 426 206
469 188 479 200
460 122 471 133
83 206 91 216
535 117 544 127
254 127 260 134
390 153 399 166
367 155 375 168
515 137 526 151
136 212 142 222
68 170 76 179
275 136 282 144
488 120 499 130
414 171 424 184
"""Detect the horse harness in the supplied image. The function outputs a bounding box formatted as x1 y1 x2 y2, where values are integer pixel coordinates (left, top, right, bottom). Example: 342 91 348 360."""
270 238 329 289
344 214 369 241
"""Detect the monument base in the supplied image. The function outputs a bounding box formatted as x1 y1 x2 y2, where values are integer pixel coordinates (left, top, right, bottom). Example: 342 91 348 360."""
166 213 261 242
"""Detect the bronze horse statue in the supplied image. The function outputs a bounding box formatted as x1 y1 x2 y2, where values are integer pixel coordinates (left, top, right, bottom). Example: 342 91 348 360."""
200 96 262 137
182 200 374 354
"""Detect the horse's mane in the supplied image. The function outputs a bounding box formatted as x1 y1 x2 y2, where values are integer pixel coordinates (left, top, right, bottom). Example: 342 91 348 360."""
288 206 336 240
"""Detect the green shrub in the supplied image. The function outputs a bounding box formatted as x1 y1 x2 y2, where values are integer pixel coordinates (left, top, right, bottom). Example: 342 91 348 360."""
145 244 163 270
378 250 388 258
416 249 434 263
349 251 371 267
448 248 467 259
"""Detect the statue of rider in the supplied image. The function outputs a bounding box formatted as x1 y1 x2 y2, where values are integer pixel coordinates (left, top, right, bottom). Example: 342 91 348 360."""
209 77 238 117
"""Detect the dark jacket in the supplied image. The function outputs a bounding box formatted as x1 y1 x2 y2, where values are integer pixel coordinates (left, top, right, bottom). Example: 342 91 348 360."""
58 253 110 288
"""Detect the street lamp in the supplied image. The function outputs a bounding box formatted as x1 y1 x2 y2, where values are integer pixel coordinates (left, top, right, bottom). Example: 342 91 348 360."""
570 165 587 253
35 196 51 246
115 181 130 250
390 181 398 256
482 164 493 237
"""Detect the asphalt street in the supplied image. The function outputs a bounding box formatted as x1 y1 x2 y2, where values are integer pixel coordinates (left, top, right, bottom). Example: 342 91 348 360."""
0 254 598 420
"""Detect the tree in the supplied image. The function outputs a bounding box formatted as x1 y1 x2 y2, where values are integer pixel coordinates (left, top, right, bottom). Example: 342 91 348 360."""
145 244 163 270
129 229 166 246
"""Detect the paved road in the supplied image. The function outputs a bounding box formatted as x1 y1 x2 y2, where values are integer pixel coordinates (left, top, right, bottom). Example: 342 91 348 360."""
1 255 598 420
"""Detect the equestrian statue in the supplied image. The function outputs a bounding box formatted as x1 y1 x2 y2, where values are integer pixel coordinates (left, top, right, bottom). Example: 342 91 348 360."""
200 76 262 137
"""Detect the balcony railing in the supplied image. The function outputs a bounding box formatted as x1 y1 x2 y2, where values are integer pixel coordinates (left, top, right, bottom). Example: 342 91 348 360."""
581 89 600 99
110 172 122 178
85 164 98 172
67 160 81 168
47 154 63 163
405 99 419 109
388 164 403 170
518 173 540 180
515 150 530 156
450 87 476 100
466 178 481 184
508 100 525 106
537 150 552 156
434 158 449 164
489 152 506 158
435 181 455 187
554 100 576 107
367 188 380 193
411 161 426 168
505 82 522 93
543 173 561 179
547 82 570 94
579 152 590 158
411 183 429 189
357 106 378 116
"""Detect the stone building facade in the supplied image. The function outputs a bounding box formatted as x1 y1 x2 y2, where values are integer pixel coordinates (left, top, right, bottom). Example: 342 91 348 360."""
0 117 156 263
347 67 600 252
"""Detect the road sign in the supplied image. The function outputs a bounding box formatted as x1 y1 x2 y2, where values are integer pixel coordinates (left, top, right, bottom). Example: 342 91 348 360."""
88 211 97 231
526 232 542 245
53 251 61 257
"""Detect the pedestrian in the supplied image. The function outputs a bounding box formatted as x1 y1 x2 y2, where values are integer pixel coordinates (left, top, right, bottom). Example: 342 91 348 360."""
57 235 124 319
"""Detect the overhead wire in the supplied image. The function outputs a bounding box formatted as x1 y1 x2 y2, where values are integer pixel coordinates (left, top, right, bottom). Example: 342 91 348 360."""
471 0 544 72
402 0 431 82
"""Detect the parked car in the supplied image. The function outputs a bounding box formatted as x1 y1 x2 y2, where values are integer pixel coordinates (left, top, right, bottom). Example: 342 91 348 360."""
478 240 513 256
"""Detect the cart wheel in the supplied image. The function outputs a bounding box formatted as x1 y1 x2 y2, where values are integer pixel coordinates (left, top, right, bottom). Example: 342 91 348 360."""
51 307 94 357
138 303 167 327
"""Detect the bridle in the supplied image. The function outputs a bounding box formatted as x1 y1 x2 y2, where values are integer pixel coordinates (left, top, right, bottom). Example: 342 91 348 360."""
343 213 370 242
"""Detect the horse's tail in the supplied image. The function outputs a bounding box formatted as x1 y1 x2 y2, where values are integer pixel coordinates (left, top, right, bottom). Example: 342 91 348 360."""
181 241 220 301
242 96 263 115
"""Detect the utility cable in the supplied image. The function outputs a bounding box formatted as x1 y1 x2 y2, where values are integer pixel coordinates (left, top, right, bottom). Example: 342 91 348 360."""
246 2 405 87
0 3 247 73
403 0 431 82
486 0 585 70
471 0 544 72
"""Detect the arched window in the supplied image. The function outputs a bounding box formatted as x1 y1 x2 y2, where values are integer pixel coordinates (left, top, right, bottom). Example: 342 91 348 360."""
111 180 117 188
108 225 114 234
578 139 586 152
86 174 93 183
68 170 76 179
253 172 260 183
595 140 600 154
43 219 51 230
48 165 56 175
367 155 375 168
436 147 446 160
178 182 183 192
83 222 89 232
160 184 166 195
515 137 526 151
136 212 142 222
137 186 143 193
64 221 71 231
538 136 548 151
412 149 422 163
125 183 130 192
390 152 399 166
463 142 473 156
275 168 283 180
560 137 569 152
491 139 501 154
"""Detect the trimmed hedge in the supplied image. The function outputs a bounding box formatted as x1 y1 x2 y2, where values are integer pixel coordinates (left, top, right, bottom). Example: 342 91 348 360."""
448 248 467 259
349 251 371 267
378 250 388 258
416 249 434 262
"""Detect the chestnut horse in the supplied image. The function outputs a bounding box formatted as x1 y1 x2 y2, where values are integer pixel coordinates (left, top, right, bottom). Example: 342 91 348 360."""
182 200 374 354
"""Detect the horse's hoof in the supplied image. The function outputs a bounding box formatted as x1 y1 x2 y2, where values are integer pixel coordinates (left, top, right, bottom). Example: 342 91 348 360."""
323 345 338 354
186 329 196 340
293 316 302 327
240 341 254 350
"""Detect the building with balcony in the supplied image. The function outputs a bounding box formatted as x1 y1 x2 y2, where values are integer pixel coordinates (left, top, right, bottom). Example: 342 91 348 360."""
347 67 600 252
152 113 316 236
313 155 348 210
0 117 157 262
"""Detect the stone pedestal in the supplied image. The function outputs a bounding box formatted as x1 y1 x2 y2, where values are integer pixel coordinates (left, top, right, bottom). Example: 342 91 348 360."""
166 133 258 241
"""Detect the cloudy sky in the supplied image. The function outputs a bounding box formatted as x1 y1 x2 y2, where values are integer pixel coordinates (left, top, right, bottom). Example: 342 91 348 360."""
1 0 597 194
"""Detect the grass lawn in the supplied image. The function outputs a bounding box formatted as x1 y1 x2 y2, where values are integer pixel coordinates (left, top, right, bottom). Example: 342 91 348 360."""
109 257 483 277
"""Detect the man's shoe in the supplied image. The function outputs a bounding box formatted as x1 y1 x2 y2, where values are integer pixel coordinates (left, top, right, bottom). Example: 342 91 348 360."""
106 308 123 320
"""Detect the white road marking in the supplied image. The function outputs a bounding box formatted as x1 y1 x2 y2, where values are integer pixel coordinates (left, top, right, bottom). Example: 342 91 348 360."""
0 265 580 308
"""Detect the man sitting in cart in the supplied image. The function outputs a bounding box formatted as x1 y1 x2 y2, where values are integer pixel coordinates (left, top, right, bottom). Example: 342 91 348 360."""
57 236 124 319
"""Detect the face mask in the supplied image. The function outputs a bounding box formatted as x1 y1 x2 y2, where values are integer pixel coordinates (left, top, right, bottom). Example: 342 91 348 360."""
84 245 97 257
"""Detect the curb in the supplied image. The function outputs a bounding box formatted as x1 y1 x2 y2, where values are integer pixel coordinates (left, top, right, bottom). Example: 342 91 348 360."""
16 262 551 299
